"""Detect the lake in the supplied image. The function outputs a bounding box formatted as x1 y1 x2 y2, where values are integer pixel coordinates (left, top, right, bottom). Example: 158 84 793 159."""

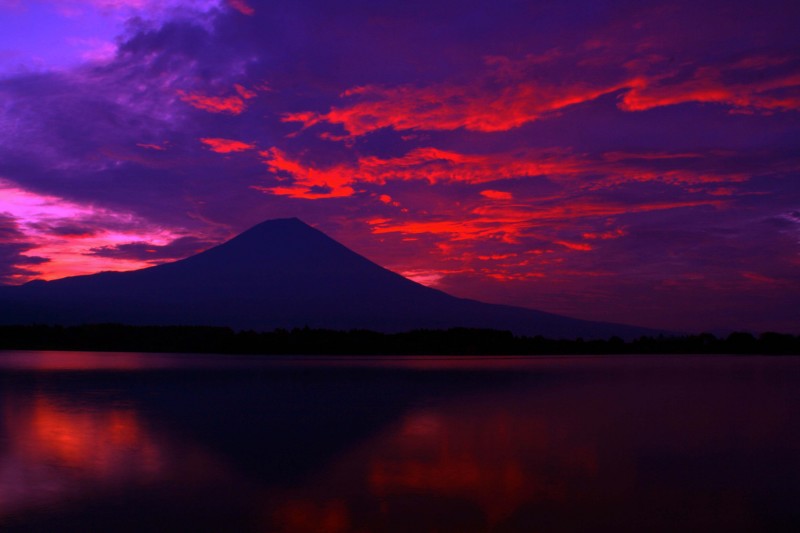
0 351 798 532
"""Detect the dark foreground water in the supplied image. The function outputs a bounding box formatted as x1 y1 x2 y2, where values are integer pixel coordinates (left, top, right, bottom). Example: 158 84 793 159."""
0 352 798 532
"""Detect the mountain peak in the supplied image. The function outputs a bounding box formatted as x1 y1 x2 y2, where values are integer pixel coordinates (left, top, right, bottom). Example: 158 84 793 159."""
237 217 313 236
252 216 307 227
215 217 334 255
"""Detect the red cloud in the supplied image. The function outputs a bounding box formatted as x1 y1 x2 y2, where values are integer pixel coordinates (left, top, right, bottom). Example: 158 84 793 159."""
258 146 590 198
284 79 625 137
740 271 791 287
178 85 258 115
583 229 626 240
368 199 723 244
257 148 358 199
555 241 593 251
227 0 254 16
255 184 355 200
284 52 800 138
178 91 245 114
481 190 513 200
256 145 751 201
234 84 257 99
258 147 583 199
620 68 800 113
136 143 166 151
200 138 256 153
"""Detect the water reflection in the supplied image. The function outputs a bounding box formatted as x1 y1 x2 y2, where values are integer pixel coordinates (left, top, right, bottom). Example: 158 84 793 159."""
265 360 800 532
0 392 162 517
265 393 603 531
367 409 588 521
0 386 243 530
0 352 797 532
272 500 352 533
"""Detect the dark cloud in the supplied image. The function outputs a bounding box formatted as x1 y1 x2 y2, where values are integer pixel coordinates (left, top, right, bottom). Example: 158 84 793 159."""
30 223 100 237
0 215 50 284
87 236 214 261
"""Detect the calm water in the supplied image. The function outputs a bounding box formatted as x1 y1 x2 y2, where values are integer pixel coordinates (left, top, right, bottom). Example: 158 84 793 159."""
0 351 798 532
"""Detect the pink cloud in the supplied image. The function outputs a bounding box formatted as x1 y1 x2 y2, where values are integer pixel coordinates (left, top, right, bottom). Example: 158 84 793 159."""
0 179 199 282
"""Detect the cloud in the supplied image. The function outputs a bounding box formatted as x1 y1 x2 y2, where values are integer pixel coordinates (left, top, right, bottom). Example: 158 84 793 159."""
43 0 220 19
619 60 800 113
137 143 167 151
0 214 49 284
226 0 254 16
554 240 593 251
367 199 723 242
283 77 627 137
0 179 201 282
87 235 213 261
0 12 267 224
480 190 513 200
200 137 256 153
41 223 100 237
256 145 758 201
283 46 800 138
178 91 247 115
178 83 261 114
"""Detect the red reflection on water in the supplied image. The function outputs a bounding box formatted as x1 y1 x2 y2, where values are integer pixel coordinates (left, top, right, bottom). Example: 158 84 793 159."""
0 392 165 517
21 396 160 475
272 499 350 533
0 351 154 371
261 360 795 531
262 396 605 530
365 408 597 523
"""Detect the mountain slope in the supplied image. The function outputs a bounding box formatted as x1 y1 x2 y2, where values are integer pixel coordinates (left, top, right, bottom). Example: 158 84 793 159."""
0 218 658 339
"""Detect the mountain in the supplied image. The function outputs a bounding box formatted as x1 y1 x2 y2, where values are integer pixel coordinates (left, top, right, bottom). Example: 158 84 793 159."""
0 218 659 339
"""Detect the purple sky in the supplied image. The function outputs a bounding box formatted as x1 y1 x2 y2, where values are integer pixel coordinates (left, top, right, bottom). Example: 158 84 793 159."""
1 0 799 333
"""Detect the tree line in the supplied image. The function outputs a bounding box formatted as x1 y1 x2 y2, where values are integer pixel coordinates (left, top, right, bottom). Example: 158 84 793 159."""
0 324 797 355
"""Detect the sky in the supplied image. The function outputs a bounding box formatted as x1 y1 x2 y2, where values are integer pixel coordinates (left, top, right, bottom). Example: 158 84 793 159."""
0 0 799 333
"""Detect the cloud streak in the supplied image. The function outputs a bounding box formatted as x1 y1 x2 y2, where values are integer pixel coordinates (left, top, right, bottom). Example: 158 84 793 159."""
284 51 800 138
0 179 205 281
256 145 758 200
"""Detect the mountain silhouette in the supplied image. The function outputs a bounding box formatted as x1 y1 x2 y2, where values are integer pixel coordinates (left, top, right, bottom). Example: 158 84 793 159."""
0 218 658 339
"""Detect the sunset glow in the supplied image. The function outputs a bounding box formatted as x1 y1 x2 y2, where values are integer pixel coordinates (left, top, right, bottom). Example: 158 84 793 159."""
0 0 798 331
